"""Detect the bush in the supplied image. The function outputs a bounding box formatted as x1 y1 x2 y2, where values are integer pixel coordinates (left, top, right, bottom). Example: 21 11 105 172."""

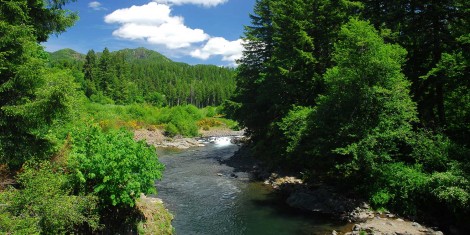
90 93 115 105
0 161 99 234
428 168 470 214
68 124 164 208
277 106 313 153
164 123 179 137
204 106 217 117
411 131 451 172
158 106 201 137
368 163 429 214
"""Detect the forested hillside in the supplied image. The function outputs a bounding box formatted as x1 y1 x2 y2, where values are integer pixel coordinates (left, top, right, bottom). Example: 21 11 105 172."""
230 0 469 232
49 47 236 107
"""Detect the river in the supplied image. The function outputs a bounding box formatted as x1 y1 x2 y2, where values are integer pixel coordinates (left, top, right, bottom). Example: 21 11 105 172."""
155 138 348 235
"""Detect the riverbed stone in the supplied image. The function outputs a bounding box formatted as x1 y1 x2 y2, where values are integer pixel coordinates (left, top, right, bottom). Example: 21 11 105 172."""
353 224 361 231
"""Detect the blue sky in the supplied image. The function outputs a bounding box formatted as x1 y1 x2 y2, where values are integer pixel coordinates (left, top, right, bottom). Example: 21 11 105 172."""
43 0 256 66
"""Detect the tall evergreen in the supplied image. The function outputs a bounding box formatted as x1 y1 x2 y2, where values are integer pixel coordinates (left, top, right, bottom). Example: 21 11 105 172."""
358 0 470 131
230 0 275 137
0 0 78 168
83 49 97 97
231 0 360 144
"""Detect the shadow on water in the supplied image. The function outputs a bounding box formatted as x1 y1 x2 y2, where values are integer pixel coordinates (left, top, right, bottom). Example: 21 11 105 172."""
155 140 348 235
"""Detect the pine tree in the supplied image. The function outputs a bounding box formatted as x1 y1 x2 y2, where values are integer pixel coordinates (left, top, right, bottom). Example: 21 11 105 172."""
83 49 97 97
0 0 78 168
358 0 470 130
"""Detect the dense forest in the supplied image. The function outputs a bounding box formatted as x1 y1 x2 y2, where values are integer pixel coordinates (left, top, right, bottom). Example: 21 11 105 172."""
229 0 469 232
50 47 236 107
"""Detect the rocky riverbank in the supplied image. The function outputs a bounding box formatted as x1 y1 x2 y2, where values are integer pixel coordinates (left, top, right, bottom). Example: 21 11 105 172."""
269 174 445 235
222 146 446 235
134 128 245 149
134 129 204 149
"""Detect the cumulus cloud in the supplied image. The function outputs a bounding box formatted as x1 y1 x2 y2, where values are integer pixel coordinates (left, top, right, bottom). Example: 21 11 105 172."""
191 37 244 63
88 1 106 11
105 3 209 49
153 0 228 7
105 2 244 65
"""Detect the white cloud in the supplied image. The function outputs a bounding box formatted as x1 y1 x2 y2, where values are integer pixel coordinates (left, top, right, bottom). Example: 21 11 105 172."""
105 2 243 65
191 37 244 63
105 3 209 49
153 0 228 7
88 1 106 11
112 23 208 49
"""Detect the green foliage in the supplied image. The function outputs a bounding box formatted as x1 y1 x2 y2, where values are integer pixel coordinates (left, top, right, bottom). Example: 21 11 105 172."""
428 167 470 214
68 124 164 208
90 92 115 105
358 0 470 130
164 123 180 137
305 19 417 179
411 131 451 172
0 0 78 43
146 92 167 107
369 163 429 214
233 0 470 231
0 0 79 169
52 47 236 107
204 106 217 117
1 54 79 168
0 161 99 234
428 51 470 143
158 105 202 137
232 0 360 140
277 106 313 153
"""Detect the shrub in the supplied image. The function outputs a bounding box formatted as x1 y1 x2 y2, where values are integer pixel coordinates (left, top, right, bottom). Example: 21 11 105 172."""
411 131 451 172
158 106 201 137
204 106 217 117
164 123 179 137
277 106 313 153
428 168 470 213
0 161 99 234
68 124 164 208
368 163 429 214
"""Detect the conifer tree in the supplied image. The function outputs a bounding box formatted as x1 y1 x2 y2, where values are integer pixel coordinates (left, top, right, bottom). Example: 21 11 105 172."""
83 49 97 97
0 0 78 168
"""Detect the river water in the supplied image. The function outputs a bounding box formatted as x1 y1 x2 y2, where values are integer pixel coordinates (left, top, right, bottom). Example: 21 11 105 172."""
155 139 348 235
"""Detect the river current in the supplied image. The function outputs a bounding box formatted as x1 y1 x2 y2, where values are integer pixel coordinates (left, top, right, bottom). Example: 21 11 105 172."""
155 139 347 235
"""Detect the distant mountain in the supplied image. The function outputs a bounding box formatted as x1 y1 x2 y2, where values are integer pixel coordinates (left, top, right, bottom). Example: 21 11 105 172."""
49 48 86 62
113 47 172 64
48 47 236 107
49 47 184 66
